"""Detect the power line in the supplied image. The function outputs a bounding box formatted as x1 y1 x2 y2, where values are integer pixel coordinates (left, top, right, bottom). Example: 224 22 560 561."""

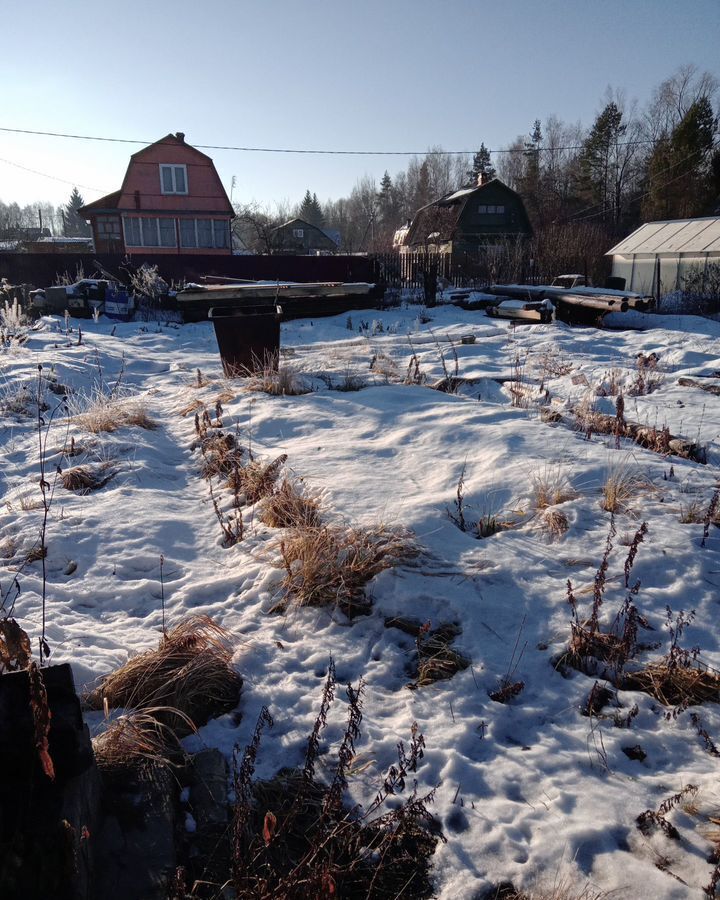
0 125 659 157
564 145 713 224
0 155 105 193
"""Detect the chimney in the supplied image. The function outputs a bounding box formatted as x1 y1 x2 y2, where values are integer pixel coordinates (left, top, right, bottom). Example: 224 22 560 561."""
477 171 490 187
175 132 185 143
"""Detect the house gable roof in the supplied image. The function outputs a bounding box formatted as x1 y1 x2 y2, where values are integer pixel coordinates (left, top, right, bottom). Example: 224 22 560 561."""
80 134 233 218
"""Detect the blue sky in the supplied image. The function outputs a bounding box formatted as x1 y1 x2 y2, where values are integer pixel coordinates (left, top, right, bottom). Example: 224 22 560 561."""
1 0 718 211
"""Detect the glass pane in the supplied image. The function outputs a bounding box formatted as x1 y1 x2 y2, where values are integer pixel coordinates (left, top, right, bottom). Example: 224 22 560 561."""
213 220 228 248
159 218 176 247
197 219 213 248
124 217 141 246
161 166 174 193
141 218 159 246
174 166 186 193
180 219 196 248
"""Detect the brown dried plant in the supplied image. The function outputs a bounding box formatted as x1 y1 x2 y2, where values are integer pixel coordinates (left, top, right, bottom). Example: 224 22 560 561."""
86 615 242 734
274 524 417 616
259 478 321 529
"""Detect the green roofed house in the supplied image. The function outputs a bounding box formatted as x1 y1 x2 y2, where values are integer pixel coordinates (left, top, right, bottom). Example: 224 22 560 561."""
398 174 532 276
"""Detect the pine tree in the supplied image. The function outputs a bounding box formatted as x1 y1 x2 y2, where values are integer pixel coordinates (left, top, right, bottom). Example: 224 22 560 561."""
576 104 627 225
414 161 432 210
465 143 496 186
642 96 718 220
517 120 543 225
63 187 91 237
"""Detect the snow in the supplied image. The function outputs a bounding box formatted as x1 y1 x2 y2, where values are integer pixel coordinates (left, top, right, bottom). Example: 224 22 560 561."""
2 304 720 897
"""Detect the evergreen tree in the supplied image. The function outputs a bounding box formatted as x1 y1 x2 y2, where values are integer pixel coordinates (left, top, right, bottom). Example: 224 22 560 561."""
518 120 543 224
298 190 325 228
465 143 496 186
576 103 629 225
414 161 432 210
642 96 718 220
63 187 91 237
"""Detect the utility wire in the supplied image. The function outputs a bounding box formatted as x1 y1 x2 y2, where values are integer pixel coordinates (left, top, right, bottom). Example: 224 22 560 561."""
0 125 659 157
564 146 714 224
0 155 105 193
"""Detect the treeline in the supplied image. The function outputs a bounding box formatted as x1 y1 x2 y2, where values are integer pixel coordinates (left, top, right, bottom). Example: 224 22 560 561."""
234 64 720 255
0 188 91 239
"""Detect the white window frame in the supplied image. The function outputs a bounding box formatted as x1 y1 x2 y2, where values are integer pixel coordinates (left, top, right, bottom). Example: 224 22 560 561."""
478 204 487 214
159 164 189 195
293 228 304 238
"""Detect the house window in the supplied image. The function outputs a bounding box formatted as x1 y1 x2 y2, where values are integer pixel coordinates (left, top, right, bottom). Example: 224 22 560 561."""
478 205 487 214
159 218 176 247
180 219 196 248
486 205 496 214
293 228 304 238
213 220 229 249
159 164 188 195
123 217 142 246
196 219 213 248
123 216 177 248
496 205 505 214
96 215 121 238
141 218 160 247
177 218 230 250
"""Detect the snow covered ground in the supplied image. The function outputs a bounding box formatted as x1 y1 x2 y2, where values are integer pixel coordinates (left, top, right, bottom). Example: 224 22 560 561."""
2 303 720 898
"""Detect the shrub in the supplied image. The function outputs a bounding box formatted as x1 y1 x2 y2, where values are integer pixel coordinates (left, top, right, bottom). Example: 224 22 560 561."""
230 663 442 899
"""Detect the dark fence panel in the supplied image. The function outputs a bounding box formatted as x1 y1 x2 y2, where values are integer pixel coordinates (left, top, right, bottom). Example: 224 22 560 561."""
0 252 377 288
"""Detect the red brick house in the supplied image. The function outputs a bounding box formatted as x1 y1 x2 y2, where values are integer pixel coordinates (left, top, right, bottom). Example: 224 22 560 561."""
79 133 234 255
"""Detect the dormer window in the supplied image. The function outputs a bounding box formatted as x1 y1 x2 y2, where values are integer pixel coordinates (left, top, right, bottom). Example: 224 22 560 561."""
160 164 188 195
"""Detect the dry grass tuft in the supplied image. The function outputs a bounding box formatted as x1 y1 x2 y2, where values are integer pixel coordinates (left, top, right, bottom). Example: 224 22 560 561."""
70 389 157 433
246 365 311 396
274 524 417 616
601 461 649 513
531 466 577 510
415 631 469 688
228 454 287 504
680 497 705 524
259 477 321 528
61 463 115 494
179 398 205 417
92 708 191 771
623 660 720 706
541 508 570 539
86 614 242 734
197 431 244 479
